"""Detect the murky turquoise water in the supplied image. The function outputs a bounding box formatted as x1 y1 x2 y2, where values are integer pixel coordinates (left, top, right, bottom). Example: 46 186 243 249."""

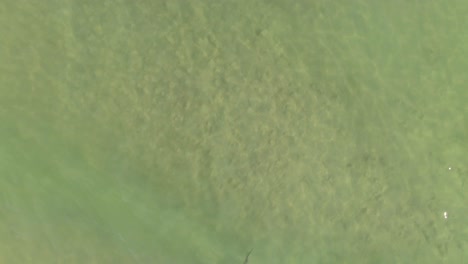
1 1 467 263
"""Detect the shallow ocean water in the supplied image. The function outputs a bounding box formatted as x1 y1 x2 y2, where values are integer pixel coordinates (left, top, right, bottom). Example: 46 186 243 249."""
1 1 467 263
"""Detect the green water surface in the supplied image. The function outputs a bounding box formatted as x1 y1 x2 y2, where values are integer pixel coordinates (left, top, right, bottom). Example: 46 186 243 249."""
1 1 467 263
